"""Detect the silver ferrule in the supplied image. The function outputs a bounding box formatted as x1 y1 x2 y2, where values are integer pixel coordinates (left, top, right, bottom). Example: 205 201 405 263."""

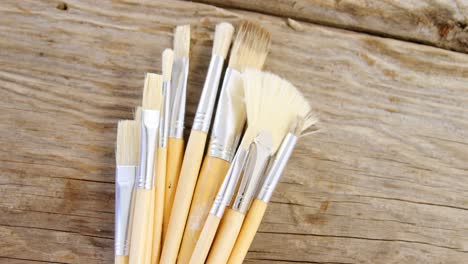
210 147 249 218
257 133 298 203
232 132 272 214
169 57 189 139
137 110 160 189
208 68 245 161
115 165 137 256
192 55 225 133
159 80 171 148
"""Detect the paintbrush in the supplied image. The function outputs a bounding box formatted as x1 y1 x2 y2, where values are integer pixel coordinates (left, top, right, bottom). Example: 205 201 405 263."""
205 69 313 264
227 114 317 264
164 25 190 240
178 21 271 264
174 22 235 264
151 48 174 264
129 73 162 264
115 120 140 264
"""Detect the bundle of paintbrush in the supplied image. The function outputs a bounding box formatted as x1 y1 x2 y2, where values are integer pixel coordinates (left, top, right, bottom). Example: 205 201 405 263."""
113 20 317 264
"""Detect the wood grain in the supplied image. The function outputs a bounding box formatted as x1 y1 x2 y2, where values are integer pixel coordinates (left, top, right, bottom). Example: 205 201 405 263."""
0 0 467 263
196 0 468 53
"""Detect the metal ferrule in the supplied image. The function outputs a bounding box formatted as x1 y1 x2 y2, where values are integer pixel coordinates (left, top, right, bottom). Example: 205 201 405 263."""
210 147 248 218
169 57 189 139
257 133 298 203
137 109 160 189
208 68 245 161
159 80 171 148
115 165 137 256
232 132 272 214
192 55 224 133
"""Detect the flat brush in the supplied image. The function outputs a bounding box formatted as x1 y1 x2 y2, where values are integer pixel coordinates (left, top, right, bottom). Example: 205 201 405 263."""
185 21 272 264
129 73 162 264
151 49 174 264
174 22 235 264
227 114 317 264
206 69 312 264
115 120 140 264
164 25 190 243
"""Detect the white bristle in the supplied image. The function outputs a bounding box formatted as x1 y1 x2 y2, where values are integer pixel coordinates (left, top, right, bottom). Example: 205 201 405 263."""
142 73 163 110
212 22 235 59
134 106 142 121
241 69 311 153
116 120 140 166
162 49 174 82
174 25 190 59
228 20 271 72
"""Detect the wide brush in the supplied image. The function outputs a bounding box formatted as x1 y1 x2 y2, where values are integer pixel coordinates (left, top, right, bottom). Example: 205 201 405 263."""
206 69 313 264
173 22 235 264
181 21 272 264
227 115 317 264
164 25 190 241
115 120 140 264
129 73 162 264
151 49 174 264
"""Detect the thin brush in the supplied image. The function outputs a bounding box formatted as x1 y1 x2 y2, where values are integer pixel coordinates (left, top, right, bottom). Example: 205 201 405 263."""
150 49 174 264
164 26 190 252
174 22 235 264
129 73 162 264
206 69 312 264
227 114 317 264
115 120 140 264
188 21 272 264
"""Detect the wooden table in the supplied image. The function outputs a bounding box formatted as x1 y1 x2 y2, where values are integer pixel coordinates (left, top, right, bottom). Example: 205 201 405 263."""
1 1 467 263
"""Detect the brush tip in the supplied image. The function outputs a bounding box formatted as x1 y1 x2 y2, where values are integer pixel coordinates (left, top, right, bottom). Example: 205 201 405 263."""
228 20 271 71
174 25 191 58
162 49 174 81
212 22 235 59
116 120 140 166
241 69 311 152
142 73 163 110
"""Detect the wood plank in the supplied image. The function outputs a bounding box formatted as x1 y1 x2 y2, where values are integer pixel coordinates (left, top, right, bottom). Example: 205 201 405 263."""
196 0 468 53
0 0 467 263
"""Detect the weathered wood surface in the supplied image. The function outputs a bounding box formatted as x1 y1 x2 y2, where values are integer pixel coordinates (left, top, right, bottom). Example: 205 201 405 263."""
196 0 468 53
0 0 467 263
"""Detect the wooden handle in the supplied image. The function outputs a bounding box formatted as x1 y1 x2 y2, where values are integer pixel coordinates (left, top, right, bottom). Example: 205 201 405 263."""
177 156 230 264
151 147 167 263
115 255 129 264
129 188 152 264
189 214 221 264
163 137 184 239
160 130 208 264
206 209 245 264
143 188 155 264
227 199 268 264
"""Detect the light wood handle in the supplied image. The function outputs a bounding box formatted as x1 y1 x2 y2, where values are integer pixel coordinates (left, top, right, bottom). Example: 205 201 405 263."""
151 147 167 263
160 130 208 264
129 188 152 264
227 199 268 264
163 138 184 239
206 209 245 264
143 188 155 264
115 255 128 264
177 156 230 264
189 214 221 264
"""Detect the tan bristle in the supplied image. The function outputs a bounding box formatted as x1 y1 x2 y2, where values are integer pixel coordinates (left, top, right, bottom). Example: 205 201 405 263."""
228 20 271 72
116 120 140 166
162 49 174 81
142 73 163 110
212 22 235 59
295 112 319 137
174 25 190 58
240 69 311 153
134 106 142 121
